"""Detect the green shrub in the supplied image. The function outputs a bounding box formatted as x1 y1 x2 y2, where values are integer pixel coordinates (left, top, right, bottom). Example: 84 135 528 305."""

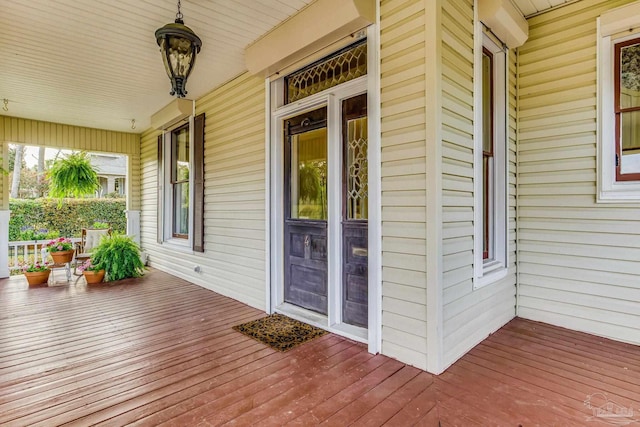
9 198 126 240
90 233 144 282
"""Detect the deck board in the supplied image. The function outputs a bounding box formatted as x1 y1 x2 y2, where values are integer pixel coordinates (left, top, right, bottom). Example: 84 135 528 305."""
1 268 638 426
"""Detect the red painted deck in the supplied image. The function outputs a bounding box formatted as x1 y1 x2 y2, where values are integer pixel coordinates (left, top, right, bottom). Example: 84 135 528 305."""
1 268 638 426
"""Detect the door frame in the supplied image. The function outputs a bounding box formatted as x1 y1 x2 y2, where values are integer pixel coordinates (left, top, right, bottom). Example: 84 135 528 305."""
266 26 381 354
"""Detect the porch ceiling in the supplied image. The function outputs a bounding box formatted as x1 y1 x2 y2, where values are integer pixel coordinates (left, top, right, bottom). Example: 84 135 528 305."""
1 0 573 135
512 0 575 17
0 0 313 134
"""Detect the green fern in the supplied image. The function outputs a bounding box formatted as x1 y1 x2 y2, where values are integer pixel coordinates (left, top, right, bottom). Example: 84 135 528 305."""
90 233 145 282
48 152 100 200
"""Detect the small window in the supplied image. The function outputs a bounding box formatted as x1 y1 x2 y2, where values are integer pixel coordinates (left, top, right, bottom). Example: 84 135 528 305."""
285 39 367 104
474 30 508 288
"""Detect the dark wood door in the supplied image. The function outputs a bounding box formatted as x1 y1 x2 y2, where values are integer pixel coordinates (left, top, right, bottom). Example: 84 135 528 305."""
342 94 368 328
284 107 329 315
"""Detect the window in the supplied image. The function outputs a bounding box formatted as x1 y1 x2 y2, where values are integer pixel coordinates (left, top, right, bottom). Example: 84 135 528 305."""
615 38 640 181
597 3 640 201
157 113 205 251
171 124 190 238
474 30 507 288
114 178 125 196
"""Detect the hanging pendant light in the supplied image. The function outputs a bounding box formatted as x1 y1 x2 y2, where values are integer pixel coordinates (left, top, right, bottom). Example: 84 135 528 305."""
155 0 202 98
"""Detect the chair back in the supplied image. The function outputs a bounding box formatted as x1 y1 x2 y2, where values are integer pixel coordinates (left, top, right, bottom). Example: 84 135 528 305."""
82 228 111 252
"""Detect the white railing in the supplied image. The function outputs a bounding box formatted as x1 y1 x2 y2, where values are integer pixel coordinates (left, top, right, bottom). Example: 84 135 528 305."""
8 238 81 272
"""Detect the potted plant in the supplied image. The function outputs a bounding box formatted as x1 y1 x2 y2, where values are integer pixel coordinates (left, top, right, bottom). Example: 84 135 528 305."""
46 237 75 264
22 261 51 285
90 234 145 282
78 259 105 284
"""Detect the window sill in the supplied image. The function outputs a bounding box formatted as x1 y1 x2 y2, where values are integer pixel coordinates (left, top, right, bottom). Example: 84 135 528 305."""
161 238 193 254
474 263 508 290
597 181 640 203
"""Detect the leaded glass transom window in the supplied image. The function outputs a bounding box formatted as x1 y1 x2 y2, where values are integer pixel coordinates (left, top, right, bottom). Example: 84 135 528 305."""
285 39 367 104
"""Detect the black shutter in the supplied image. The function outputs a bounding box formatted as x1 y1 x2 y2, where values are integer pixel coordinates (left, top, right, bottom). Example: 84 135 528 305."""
157 133 164 244
192 113 205 252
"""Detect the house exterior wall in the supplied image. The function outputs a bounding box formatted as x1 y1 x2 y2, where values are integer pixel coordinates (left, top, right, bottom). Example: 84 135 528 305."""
439 0 517 370
517 0 640 345
379 0 429 370
0 116 140 210
139 73 267 310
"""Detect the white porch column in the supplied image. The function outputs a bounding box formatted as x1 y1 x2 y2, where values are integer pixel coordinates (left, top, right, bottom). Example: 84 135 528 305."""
0 210 10 278
126 210 141 245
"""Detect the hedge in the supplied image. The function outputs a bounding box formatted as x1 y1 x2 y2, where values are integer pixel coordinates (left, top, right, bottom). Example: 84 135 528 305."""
9 198 126 241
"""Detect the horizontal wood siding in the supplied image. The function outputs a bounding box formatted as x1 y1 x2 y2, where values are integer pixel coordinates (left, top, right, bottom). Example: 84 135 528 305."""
0 116 140 210
441 0 516 368
139 73 266 310
517 0 640 345
380 0 428 369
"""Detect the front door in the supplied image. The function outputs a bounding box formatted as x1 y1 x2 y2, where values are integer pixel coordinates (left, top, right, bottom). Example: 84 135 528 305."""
282 96 369 329
284 107 329 314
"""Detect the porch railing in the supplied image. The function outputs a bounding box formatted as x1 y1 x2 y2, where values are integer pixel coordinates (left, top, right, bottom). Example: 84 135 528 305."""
8 238 81 272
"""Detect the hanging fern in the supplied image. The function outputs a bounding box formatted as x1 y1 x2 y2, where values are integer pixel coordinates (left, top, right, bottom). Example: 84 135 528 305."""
48 152 100 199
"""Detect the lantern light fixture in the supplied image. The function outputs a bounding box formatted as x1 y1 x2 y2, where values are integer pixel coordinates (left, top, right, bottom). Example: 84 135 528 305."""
155 0 202 98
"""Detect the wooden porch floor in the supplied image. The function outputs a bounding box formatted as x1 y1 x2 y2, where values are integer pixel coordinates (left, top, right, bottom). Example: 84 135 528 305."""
1 269 638 426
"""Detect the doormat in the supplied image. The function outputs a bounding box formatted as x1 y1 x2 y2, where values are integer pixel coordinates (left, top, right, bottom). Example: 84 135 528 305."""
232 313 328 352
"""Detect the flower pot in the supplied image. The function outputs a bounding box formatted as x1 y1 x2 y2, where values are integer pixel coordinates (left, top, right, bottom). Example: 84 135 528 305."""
25 270 50 286
83 269 105 284
50 250 74 264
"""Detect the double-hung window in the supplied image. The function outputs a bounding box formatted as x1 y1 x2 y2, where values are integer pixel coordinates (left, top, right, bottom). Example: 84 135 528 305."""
597 2 640 200
474 29 508 288
157 113 205 251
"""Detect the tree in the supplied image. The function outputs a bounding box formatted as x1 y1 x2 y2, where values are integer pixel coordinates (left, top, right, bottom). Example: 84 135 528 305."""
10 145 24 198
48 152 100 200
37 146 45 197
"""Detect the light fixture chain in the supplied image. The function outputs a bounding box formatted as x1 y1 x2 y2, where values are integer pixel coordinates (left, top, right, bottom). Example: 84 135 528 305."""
176 0 183 21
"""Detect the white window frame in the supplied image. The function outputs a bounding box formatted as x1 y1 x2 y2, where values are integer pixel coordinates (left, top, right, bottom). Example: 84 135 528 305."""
161 115 195 250
473 24 508 289
597 12 640 201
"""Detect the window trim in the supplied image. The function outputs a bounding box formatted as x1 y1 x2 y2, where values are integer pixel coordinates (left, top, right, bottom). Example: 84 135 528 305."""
597 15 640 201
474 25 508 289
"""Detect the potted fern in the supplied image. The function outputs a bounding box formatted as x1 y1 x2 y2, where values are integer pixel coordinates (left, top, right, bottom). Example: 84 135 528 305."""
90 234 145 282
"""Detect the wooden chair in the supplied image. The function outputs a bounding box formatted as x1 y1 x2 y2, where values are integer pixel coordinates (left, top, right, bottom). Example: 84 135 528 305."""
73 228 111 275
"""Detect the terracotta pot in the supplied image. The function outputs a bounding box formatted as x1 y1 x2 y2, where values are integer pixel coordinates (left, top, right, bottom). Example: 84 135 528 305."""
83 269 105 284
50 250 74 264
25 270 50 286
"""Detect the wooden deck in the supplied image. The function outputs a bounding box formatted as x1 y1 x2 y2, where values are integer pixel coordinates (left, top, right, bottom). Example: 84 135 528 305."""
1 268 638 426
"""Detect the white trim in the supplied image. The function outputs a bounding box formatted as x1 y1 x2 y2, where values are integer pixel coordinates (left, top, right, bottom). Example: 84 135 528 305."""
264 77 272 314
426 0 444 374
473 20 509 290
597 17 640 202
125 210 141 245
366 21 382 355
0 210 9 278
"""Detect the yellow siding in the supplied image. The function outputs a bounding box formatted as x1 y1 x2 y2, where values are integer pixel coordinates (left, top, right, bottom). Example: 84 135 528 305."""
0 116 140 210
380 0 428 369
440 0 516 368
518 0 640 345
139 73 267 310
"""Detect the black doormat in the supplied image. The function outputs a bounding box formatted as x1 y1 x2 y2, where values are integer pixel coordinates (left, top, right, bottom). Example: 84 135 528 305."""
232 313 328 352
